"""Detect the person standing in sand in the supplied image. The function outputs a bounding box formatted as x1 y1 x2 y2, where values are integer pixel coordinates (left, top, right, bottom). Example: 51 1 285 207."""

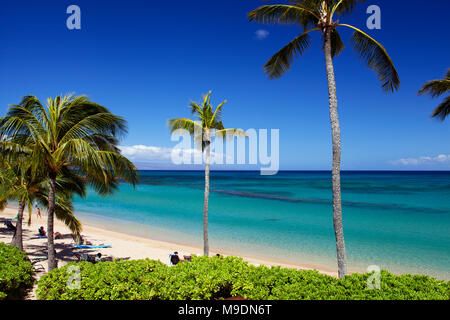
34 201 42 219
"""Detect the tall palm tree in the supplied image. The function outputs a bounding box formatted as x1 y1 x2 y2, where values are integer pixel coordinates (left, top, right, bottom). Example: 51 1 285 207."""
0 157 84 250
0 95 138 270
249 0 400 278
168 91 246 256
418 69 450 120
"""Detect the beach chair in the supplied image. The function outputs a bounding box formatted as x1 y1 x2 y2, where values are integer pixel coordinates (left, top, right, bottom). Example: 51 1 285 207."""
33 263 46 272
30 256 47 272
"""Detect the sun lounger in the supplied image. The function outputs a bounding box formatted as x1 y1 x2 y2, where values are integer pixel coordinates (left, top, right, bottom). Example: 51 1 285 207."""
33 263 46 272
30 256 47 263
71 244 111 249
30 256 47 272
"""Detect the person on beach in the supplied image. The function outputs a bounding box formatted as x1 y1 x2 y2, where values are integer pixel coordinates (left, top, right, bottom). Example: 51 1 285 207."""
33 201 42 219
76 252 102 263
38 226 47 237
170 251 183 265
38 227 61 239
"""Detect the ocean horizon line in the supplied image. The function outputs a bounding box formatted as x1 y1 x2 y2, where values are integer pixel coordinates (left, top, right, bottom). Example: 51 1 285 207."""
135 169 450 173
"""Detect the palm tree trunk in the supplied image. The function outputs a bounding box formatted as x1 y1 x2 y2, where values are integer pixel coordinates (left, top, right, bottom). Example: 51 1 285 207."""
12 201 25 250
203 138 211 256
47 176 57 271
324 28 347 278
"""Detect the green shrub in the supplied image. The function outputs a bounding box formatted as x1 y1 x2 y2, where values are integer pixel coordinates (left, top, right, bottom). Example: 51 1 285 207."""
36 258 165 300
0 242 35 299
36 255 450 300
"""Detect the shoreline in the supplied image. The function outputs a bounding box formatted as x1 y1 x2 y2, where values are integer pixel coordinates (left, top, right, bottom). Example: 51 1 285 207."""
0 206 338 278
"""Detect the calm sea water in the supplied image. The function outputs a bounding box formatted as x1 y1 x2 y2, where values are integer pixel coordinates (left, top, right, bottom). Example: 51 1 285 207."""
74 171 450 280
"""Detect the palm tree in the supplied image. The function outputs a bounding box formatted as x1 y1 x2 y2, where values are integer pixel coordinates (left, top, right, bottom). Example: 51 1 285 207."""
0 157 84 250
0 159 32 250
168 91 246 256
0 95 138 270
249 0 400 277
418 69 450 120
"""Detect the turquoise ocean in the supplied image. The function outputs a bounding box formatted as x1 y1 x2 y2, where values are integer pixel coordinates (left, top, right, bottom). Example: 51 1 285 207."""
74 171 450 280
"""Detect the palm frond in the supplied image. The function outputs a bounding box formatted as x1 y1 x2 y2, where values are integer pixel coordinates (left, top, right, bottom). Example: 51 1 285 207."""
0 199 7 211
38 193 82 235
55 205 82 235
59 112 127 145
97 151 139 188
418 69 450 97
248 4 319 29
431 96 450 121
18 95 50 130
263 30 316 79
27 201 32 226
332 0 366 17
342 24 400 92
215 128 248 139
210 100 227 125
189 102 203 119
168 118 202 135
329 28 344 58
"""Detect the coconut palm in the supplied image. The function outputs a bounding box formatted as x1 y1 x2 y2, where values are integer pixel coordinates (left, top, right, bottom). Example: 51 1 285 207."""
0 95 138 270
0 156 84 250
418 69 450 120
249 0 400 277
168 91 246 256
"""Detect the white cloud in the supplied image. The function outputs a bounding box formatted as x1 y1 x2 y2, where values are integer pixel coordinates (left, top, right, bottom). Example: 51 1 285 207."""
119 145 174 162
255 29 269 40
390 154 450 166
119 145 228 163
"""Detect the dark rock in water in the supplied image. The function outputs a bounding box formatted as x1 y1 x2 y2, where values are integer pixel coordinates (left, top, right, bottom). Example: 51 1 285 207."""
263 218 280 222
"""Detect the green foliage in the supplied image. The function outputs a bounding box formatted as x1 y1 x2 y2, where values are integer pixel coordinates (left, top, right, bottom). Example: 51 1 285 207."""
0 243 34 299
248 1 400 92
36 259 165 300
168 91 246 146
37 255 449 300
418 68 450 120
0 94 139 196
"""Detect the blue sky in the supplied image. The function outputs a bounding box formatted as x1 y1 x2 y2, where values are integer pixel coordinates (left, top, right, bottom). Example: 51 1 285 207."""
0 0 449 170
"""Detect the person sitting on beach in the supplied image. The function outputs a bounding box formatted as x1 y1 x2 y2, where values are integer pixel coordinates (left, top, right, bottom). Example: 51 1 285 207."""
94 253 102 263
169 251 183 265
76 252 102 263
5 220 16 231
86 253 102 263
38 226 47 237
54 232 62 239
